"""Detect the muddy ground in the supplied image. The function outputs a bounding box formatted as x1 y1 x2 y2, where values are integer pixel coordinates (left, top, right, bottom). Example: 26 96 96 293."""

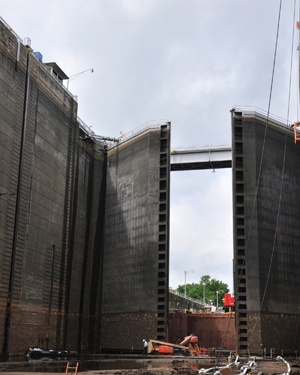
0 356 299 375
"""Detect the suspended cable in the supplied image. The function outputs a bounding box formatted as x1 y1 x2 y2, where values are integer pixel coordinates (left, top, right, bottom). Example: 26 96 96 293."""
267 0 283 117
238 0 282 287
236 0 283 353
298 1 300 120
215 310 234 367
255 132 287 325
293 0 300 348
246 0 299 352
287 0 297 123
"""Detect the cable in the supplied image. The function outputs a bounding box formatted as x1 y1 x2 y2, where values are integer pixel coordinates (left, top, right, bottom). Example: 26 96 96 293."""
293 0 300 348
239 0 283 287
245 0 298 352
235 0 283 353
238 0 282 289
215 310 234 367
287 0 297 123
298 0 300 120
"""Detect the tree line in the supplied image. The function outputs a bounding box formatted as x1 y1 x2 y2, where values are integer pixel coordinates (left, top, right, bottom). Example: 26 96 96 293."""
176 275 229 306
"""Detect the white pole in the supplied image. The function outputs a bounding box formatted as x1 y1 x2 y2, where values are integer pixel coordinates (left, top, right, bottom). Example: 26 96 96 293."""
184 270 194 298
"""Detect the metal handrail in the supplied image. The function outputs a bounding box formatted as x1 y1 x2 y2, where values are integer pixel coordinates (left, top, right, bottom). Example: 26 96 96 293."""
169 289 204 306
118 119 170 144
77 117 95 136
232 105 292 127
0 16 22 42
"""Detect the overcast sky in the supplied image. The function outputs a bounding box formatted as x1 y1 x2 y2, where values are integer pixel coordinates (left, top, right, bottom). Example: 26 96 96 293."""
1 1 299 295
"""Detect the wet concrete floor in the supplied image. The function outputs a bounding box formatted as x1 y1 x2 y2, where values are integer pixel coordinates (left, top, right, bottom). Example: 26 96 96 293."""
0 355 299 375
0 355 223 374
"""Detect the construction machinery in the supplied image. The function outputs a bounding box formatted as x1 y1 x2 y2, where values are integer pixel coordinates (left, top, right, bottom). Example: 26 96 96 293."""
148 334 212 356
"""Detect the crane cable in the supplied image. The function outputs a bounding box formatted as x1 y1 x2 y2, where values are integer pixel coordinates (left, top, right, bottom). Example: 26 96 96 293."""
293 0 300 349
237 0 283 292
298 2 300 121
215 309 234 367
237 0 282 314
246 0 298 352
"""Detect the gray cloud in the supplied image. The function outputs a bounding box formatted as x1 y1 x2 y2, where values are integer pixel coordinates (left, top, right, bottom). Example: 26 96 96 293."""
2 0 297 293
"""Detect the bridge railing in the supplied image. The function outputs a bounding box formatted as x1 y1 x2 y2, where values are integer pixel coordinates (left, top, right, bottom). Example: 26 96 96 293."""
169 288 205 306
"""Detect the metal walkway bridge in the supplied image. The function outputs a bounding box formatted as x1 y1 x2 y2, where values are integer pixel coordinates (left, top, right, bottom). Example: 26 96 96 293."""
169 289 207 312
170 146 232 171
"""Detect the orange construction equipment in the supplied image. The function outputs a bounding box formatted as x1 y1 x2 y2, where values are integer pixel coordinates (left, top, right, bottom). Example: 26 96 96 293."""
148 339 190 355
190 336 198 343
294 122 300 144
180 334 195 346
188 336 201 356
158 345 174 355
148 334 211 357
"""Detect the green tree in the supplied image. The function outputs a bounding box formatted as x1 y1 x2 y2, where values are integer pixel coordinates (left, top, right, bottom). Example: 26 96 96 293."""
176 275 229 306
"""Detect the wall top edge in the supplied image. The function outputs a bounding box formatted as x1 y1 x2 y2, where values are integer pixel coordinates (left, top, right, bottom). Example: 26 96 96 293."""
231 105 292 130
107 122 170 150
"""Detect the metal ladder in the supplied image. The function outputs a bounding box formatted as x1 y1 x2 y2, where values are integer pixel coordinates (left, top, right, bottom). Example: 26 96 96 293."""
65 361 79 374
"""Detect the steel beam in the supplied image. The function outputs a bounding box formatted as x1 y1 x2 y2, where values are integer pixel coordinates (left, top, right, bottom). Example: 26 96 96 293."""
171 146 232 171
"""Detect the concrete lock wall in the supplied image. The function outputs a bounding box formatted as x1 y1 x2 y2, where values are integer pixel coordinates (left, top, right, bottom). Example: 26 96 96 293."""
232 109 300 355
101 126 170 350
0 18 171 356
0 19 108 356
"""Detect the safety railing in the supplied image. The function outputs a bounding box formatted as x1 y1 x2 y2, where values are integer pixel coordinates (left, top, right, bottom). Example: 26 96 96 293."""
232 105 292 128
169 288 204 306
118 119 170 145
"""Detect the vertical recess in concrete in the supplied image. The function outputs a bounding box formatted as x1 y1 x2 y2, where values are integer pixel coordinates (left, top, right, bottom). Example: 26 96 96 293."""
231 110 248 354
232 108 300 355
157 124 170 342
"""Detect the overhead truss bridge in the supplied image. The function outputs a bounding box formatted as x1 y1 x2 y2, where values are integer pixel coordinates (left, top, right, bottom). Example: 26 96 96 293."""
170 146 232 171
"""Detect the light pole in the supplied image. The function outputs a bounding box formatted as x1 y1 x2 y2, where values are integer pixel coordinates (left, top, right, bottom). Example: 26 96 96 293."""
202 282 206 305
184 270 194 298
216 290 223 309
67 68 94 90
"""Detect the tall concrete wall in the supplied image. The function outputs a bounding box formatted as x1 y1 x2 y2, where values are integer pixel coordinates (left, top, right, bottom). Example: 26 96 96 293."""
0 18 170 356
0 19 107 356
232 109 300 355
101 125 170 350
